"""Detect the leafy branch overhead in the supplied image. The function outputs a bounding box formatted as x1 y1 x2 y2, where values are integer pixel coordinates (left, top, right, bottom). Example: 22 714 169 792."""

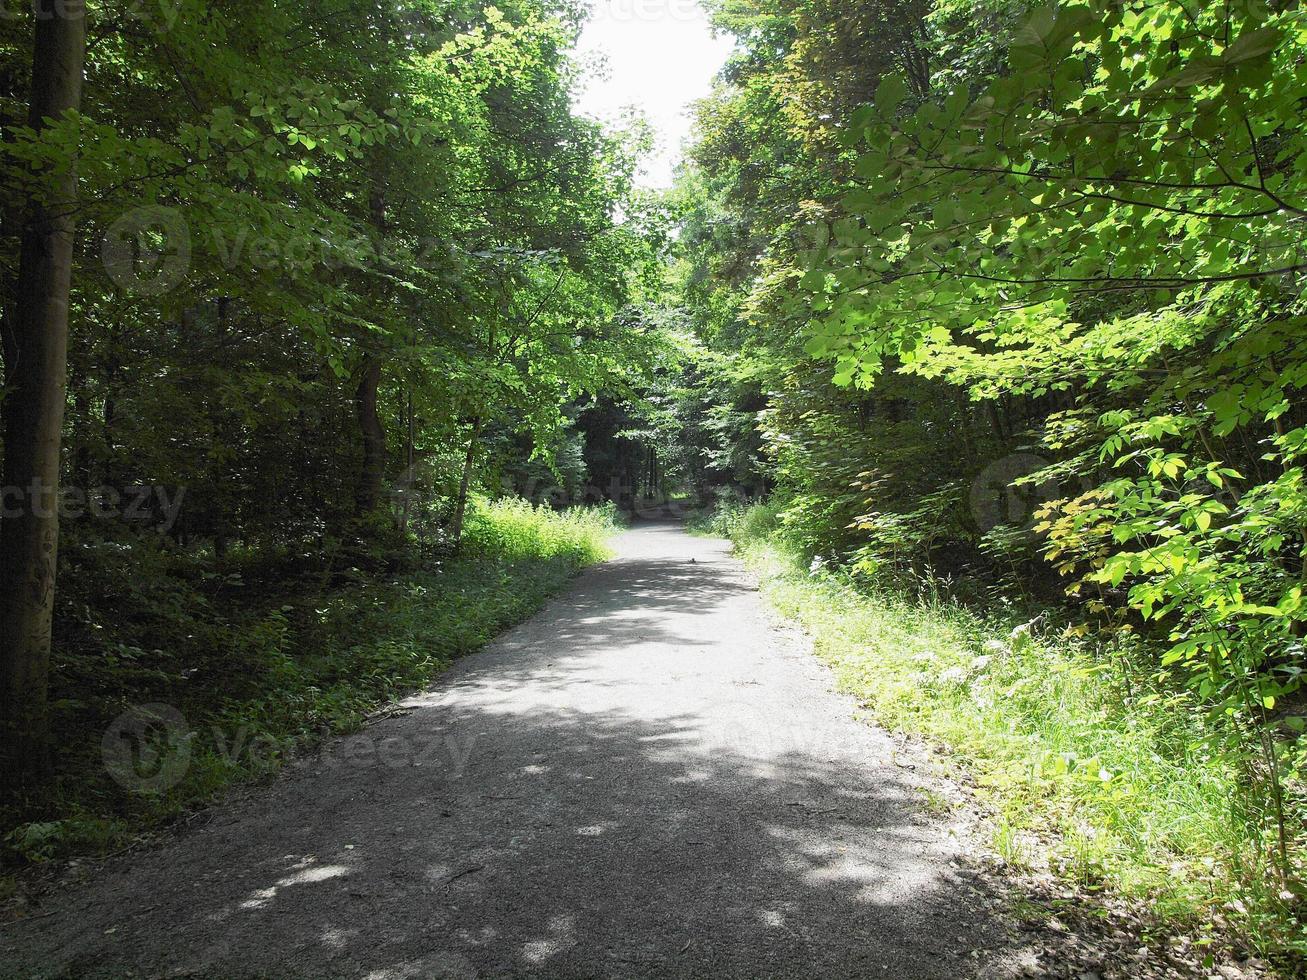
678 0 1307 950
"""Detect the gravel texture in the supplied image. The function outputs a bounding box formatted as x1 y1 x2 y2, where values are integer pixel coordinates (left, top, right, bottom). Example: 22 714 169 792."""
1 523 1087 978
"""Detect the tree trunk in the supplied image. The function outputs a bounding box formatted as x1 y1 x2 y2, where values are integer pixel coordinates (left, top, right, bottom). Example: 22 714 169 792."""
353 125 389 521
353 355 385 516
450 417 482 551
398 385 415 533
0 3 87 792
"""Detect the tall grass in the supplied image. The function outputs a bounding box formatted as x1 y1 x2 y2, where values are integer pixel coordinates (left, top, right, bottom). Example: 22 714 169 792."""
717 501 1304 959
3 499 618 865
462 496 617 564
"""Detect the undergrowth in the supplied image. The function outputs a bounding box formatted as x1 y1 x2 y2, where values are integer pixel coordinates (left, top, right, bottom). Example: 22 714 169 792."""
712 500 1306 962
2 499 617 867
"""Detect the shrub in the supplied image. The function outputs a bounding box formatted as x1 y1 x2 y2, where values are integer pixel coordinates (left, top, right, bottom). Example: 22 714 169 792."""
4 500 618 863
721 504 1307 958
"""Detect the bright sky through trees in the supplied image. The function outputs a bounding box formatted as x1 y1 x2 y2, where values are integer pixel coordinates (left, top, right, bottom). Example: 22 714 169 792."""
572 0 733 187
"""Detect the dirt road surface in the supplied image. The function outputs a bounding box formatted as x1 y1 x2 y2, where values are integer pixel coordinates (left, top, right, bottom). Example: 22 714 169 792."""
1 523 1033 978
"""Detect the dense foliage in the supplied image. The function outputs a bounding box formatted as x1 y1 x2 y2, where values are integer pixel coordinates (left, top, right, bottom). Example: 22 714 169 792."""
8 498 617 863
7 0 1307 960
674 0 1307 955
0 0 656 828
717 500 1279 947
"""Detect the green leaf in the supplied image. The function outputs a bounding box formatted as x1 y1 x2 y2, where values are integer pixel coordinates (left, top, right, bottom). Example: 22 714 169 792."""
1224 26 1282 64
875 76 908 116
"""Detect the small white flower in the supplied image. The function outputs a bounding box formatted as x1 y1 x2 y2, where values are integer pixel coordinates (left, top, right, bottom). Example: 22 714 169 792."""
938 666 968 686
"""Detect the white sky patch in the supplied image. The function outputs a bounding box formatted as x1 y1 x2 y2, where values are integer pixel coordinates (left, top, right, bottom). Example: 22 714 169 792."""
572 0 735 188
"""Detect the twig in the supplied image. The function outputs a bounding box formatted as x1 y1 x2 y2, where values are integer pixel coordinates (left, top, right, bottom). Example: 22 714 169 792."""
443 865 483 886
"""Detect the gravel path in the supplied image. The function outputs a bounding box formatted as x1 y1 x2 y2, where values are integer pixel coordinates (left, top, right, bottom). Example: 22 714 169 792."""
1 523 1027 979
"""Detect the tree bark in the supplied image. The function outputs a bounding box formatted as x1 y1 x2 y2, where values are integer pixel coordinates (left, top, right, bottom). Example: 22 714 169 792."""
0 3 87 792
398 385 415 533
450 417 482 551
353 111 389 521
353 355 385 516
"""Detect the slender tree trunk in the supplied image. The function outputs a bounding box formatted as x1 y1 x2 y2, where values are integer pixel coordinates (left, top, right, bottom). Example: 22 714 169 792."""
353 355 385 516
352 125 389 521
0 3 87 792
450 417 482 551
984 401 1006 444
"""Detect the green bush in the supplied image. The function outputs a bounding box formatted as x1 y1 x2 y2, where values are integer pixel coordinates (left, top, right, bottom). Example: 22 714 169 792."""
720 503 1306 959
700 494 782 542
4 500 619 863
462 496 617 564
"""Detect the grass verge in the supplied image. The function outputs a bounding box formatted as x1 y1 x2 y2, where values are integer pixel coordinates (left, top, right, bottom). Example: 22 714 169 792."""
718 502 1304 962
2 499 617 868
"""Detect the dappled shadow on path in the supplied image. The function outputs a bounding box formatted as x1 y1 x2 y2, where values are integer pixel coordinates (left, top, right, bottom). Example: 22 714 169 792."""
0 527 1034 979
5 711 1011 978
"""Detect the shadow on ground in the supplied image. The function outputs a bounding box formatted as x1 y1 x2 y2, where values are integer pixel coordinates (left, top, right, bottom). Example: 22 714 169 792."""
0 525 1033 979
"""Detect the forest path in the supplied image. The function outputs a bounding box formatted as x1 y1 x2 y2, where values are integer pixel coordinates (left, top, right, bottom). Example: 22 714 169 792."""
2 523 1027 979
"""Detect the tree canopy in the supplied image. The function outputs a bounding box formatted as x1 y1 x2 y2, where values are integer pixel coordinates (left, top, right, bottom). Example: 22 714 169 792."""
5 0 1307 956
